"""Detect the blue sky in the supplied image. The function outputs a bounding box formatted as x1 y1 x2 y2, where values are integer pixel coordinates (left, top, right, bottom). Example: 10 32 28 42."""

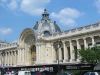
0 0 100 42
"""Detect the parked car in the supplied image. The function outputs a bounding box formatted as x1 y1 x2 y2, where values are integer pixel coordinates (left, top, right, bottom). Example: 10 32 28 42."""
84 72 100 75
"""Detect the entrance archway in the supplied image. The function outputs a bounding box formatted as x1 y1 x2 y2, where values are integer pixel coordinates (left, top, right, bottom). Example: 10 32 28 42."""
30 45 36 64
19 28 36 65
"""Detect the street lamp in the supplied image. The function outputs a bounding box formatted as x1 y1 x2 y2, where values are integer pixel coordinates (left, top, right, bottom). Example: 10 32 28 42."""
53 39 62 73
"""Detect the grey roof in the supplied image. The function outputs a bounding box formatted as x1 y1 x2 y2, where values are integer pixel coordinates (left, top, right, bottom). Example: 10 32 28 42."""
54 23 61 32
33 9 61 33
33 21 39 30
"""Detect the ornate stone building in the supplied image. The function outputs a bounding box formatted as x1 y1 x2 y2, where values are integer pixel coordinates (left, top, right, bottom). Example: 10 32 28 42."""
0 9 100 67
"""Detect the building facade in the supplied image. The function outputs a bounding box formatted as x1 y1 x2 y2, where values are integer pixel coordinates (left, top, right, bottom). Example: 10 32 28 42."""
0 9 100 67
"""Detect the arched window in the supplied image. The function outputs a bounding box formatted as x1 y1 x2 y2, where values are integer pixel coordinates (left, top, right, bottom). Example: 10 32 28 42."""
44 31 51 36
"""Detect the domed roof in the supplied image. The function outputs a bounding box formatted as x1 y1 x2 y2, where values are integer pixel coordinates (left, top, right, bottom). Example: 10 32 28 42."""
33 9 61 36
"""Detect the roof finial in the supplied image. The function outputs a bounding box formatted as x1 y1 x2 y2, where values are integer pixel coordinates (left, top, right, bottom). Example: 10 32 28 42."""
42 9 49 20
44 9 47 12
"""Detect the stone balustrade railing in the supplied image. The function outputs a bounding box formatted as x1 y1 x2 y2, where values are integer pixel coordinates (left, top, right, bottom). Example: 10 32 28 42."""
0 43 18 50
43 22 100 40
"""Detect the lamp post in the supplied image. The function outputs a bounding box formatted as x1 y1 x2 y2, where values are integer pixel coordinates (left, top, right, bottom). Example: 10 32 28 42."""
53 39 62 74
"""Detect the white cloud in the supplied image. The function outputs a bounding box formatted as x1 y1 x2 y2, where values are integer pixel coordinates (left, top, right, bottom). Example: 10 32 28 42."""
51 8 83 26
0 0 51 15
95 0 100 13
7 0 18 10
0 0 19 10
20 0 50 15
0 28 13 35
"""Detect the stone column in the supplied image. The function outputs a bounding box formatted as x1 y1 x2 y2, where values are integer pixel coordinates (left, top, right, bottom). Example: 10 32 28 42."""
91 36 95 46
38 45 40 63
12 51 14 66
0 53 2 66
4 53 6 66
5 52 7 66
17 49 19 65
26 46 30 65
13 51 15 66
0 53 1 66
59 47 62 62
9 52 12 66
69 40 75 62
22 48 24 65
76 39 81 49
23 49 25 65
83 37 88 48
8 52 10 66
1 53 3 66
17 49 21 65
62 41 68 63
20 49 22 65
13 51 16 66
8 52 9 66
39 45 41 63
25 48 28 65
21 49 23 65
9 52 11 66
51 43 56 63
2 53 4 66
24 48 27 65
36 44 39 63
11 52 13 66
76 39 81 62
0 53 1 65
6 52 8 66
15 51 17 66
21 48 24 65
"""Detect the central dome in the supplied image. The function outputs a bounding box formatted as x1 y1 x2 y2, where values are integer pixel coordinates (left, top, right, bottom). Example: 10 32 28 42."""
33 9 61 36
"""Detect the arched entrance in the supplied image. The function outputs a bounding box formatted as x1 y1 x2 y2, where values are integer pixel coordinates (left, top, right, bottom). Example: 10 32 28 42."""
30 45 36 64
19 28 37 65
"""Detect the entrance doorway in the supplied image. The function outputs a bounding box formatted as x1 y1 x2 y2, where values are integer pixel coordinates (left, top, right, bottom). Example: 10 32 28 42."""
30 45 36 64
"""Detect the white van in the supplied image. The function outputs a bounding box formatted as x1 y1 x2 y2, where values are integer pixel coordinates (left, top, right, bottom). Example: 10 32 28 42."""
18 71 31 75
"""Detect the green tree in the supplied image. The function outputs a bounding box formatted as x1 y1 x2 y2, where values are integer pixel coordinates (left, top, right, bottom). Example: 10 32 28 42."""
78 46 100 64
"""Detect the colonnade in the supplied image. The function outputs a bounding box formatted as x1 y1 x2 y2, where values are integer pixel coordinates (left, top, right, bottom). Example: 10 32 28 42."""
53 36 100 63
0 48 30 66
0 50 18 66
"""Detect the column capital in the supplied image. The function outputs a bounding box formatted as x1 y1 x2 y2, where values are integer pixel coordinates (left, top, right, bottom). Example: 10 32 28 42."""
62 40 66 43
83 37 87 40
62 40 66 46
90 36 94 39
76 38 80 41
69 40 72 43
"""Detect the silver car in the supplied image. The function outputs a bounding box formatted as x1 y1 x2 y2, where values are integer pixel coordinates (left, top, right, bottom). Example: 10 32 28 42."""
84 72 100 75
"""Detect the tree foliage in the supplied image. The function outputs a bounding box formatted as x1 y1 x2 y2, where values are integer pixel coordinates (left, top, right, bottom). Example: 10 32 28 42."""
78 46 100 64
